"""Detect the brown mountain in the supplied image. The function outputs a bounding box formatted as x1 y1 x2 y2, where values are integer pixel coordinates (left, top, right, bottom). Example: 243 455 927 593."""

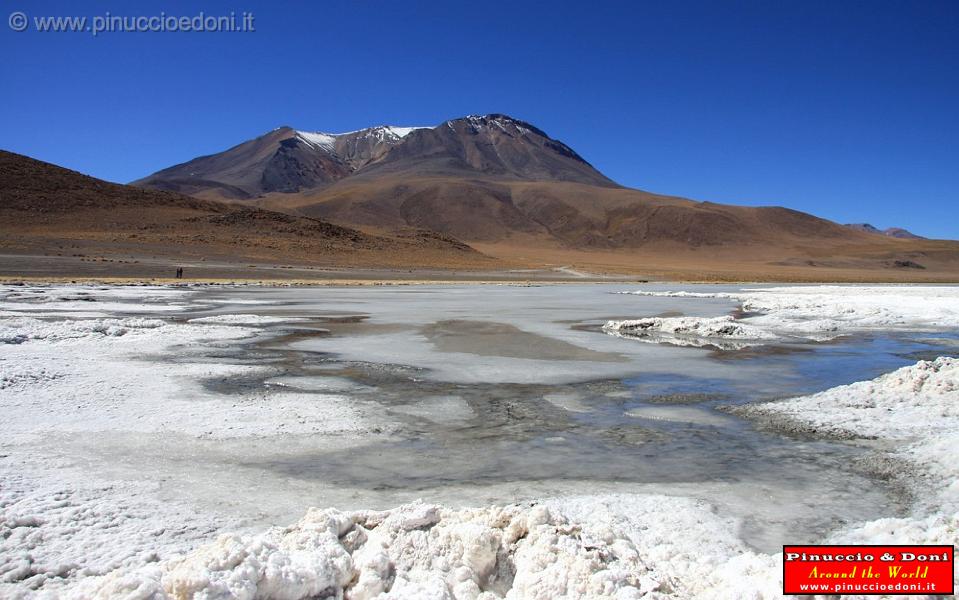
133 115 615 202
0 150 490 276
133 126 415 200
132 114 913 250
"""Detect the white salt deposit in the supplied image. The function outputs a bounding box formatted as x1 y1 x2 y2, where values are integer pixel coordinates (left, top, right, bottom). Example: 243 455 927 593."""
0 316 165 344
742 357 959 440
0 462 243 595
63 498 765 600
0 285 398 597
0 285 195 317
603 316 775 349
611 285 959 347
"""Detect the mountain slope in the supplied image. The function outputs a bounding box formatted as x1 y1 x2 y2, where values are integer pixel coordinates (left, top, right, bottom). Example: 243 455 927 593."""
0 150 489 272
258 175 867 248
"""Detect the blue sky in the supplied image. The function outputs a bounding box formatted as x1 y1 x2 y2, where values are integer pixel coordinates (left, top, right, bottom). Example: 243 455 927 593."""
2 0 957 238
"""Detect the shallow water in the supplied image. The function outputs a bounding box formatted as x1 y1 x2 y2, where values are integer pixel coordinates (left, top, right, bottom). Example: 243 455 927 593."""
20 283 957 554
121 283 959 552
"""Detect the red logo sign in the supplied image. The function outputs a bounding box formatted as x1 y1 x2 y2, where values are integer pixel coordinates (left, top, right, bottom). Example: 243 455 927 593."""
783 545 954 595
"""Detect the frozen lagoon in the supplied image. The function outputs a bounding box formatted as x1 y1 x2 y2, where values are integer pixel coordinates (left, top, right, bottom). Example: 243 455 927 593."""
1 283 958 597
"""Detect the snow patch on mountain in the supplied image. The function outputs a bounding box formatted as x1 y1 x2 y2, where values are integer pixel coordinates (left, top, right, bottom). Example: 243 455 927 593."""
463 114 534 136
371 125 429 139
296 126 429 152
294 131 336 152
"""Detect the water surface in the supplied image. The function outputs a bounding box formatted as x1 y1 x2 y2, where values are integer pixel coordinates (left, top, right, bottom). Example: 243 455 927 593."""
138 283 958 551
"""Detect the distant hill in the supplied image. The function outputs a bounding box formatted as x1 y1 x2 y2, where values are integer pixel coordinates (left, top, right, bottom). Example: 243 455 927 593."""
846 223 925 239
0 150 489 272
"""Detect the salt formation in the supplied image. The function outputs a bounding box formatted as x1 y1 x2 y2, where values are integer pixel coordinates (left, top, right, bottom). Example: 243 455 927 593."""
70 501 660 600
610 286 959 347
603 316 774 349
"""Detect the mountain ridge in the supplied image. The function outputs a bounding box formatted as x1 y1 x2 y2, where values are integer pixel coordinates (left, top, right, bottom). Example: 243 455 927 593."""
846 223 925 240
132 114 956 260
134 114 615 201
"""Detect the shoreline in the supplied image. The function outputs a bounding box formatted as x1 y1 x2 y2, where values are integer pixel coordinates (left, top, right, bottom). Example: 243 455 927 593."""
0 277 647 287
2 252 958 286
6 276 959 287
719 403 921 521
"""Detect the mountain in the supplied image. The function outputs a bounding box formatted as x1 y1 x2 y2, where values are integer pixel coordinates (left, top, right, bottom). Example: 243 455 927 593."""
133 115 614 201
133 125 434 200
137 114 859 247
846 223 925 239
0 150 489 275
128 114 959 281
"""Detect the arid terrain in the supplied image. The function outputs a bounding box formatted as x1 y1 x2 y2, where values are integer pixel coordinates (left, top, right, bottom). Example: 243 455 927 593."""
0 150 504 281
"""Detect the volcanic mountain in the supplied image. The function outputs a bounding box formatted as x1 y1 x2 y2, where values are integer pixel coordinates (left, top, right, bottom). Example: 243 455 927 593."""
137 115 840 244
0 150 489 277
129 114 959 282
134 115 615 201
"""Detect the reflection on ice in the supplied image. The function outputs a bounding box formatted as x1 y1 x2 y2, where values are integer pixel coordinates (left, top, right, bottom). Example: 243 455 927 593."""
265 375 369 393
388 395 475 424
626 405 734 427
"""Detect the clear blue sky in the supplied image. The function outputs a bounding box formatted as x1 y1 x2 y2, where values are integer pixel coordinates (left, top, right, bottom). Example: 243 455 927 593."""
2 0 957 238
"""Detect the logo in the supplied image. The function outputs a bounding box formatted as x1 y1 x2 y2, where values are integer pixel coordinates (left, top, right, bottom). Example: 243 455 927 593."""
783 545 954 595
9 11 28 31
